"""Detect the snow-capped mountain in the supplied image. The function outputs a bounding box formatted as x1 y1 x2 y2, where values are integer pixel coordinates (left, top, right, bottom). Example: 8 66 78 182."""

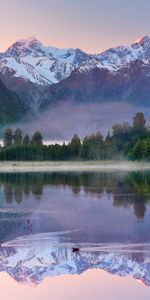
1 35 150 87
1 236 150 286
39 58 150 111
81 35 150 73
0 37 91 86
1 35 150 125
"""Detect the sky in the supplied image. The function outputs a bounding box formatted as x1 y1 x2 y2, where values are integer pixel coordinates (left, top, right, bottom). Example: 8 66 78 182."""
0 0 150 53
1 270 150 300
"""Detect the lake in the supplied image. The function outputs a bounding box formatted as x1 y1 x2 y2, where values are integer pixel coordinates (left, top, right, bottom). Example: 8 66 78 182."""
0 170 150 299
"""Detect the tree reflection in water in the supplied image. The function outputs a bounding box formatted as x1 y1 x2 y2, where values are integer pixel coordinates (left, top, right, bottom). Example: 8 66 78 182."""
0 171 150 220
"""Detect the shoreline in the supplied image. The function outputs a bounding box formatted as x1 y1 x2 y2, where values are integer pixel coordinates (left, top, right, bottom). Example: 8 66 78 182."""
0 161 150 172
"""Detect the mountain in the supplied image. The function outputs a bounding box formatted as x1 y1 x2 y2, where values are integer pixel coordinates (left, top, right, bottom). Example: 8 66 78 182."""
0 37 91 108
93 35 150 71
1 36 150 128
0 79 28 125
1 35 150 87
39 59 150 110
37 35 150 110
1 237 150 286
0 37 91 86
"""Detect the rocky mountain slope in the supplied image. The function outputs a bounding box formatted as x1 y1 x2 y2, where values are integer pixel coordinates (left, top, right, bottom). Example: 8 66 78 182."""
0 37 91 86
1 35 150 87
39 59 150 110
0 79 28 125
0 36 150 126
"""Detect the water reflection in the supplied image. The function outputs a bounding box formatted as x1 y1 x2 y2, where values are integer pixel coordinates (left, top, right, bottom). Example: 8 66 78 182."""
0 171 150 286
1 233 150 286
0 171 150 220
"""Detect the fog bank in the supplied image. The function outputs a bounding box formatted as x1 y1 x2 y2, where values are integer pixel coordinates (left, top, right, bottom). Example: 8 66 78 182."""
12 102 150 141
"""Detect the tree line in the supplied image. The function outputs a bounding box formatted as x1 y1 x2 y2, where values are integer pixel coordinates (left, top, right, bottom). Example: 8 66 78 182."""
0 112 150 161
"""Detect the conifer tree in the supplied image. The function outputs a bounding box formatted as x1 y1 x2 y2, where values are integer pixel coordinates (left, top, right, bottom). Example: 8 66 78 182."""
3 128 13 147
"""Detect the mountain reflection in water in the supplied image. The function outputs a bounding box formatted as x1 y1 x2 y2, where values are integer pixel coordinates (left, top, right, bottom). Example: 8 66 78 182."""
0 171 150 285
1 233 150 286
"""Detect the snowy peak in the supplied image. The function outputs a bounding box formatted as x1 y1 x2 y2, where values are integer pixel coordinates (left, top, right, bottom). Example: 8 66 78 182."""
5 37 45 58
0 37 91 86
1 35 150 86
134 35 150 46
93 35 150 71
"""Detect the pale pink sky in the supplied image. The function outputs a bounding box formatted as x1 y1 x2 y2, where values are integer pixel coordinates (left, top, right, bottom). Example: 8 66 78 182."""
0 270 150 300
0 0 150 53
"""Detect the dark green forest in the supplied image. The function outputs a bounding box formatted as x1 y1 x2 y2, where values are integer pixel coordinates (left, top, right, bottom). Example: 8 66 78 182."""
0 112 150 161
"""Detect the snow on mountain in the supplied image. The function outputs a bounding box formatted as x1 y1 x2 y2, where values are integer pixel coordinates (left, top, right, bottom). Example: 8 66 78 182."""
0 35 150 88
1 235 150 286
0 37 91 86
98 35 150 68
79 35 150 73
0 57 51 85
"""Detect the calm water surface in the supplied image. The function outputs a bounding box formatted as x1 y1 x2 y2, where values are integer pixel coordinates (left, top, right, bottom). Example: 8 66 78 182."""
0 170 150 299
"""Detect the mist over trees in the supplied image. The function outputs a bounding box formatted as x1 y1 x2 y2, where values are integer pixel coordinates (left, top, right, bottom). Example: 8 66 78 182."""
0 112 150 161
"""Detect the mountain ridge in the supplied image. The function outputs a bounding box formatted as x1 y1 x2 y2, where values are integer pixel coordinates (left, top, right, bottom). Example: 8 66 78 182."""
0 35 150 128
1 35 150 87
